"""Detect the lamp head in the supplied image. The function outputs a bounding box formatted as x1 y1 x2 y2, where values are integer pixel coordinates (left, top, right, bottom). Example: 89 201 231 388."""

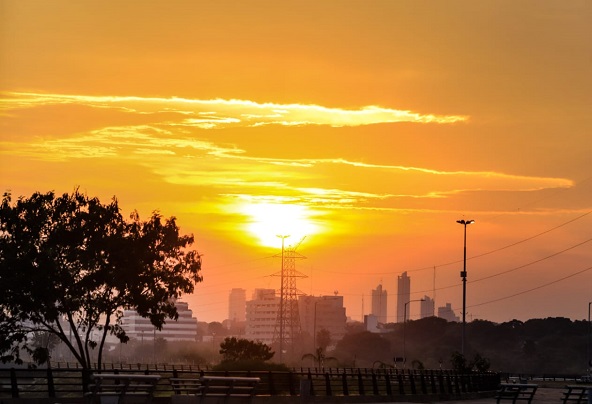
457 219 475 225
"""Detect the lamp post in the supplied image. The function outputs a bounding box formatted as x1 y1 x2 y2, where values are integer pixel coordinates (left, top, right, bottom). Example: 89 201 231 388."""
588 302 592 374
457 219 474 356
403 299 424 368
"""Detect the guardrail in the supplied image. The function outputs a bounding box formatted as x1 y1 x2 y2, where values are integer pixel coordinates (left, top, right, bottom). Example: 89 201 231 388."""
0 366 501 400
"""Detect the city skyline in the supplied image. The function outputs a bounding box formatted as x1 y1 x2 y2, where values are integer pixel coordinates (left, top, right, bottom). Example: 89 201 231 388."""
1 1 591 324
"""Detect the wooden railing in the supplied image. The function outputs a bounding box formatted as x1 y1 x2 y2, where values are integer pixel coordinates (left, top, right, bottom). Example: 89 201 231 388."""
0 366 501 400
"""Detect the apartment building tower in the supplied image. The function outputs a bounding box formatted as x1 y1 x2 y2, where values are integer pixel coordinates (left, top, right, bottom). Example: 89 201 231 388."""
396 272 411 323
228 288 246 323
371 284 387 324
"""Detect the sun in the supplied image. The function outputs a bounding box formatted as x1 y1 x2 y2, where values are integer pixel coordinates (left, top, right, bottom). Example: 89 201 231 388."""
241 203 320 248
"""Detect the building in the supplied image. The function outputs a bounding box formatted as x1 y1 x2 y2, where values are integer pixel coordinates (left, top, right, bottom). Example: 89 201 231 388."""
371 284 387 324
245 288 280 345
299 295 347 348
364 314 380 333
438 303 460 322
420 296 435 318
228 288 246 323
121 300 198 341
396 272 411 323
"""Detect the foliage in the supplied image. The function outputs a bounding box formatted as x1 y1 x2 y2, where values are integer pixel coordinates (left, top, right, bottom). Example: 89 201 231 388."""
30 332 61 365
0 190 202 373
450 351 470 373
473 353 491 372
334 331 391 368
316 328 332 350
219 337 274 362
450 351 491 373
302 346 337 368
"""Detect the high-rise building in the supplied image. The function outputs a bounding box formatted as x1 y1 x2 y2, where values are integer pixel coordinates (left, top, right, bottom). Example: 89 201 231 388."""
371 284 387 324
397 272 411 323
438 303 460 322
228 288 246 323
121 300 198 341
420 296 435 319
299 295 347 348
245 289 280 345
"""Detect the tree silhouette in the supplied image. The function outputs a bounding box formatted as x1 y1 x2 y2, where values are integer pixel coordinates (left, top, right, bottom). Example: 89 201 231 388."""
316 328 332 350
302 346 337 368
0 190 202 379
219 337 274 362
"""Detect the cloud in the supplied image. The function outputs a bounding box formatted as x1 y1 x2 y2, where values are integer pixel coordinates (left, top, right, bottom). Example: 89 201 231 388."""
0 91 574 217
1 91 468 128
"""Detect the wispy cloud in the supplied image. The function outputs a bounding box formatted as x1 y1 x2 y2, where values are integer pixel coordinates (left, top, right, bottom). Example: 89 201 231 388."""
0 91 574 216
1 91 468 127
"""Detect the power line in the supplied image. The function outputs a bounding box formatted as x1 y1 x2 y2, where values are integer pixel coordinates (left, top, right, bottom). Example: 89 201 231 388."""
309 209 592 276
466 265 592 310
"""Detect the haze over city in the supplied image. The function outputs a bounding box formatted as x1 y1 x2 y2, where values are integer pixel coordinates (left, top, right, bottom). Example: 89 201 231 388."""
1 1 591 325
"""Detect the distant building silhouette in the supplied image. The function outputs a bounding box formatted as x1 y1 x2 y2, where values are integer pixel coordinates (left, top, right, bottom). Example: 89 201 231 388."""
438 303 460 322
245 288 279 344
228 288 246 323
420 295 435 318
364 314 379 333
299 295 347 348
371 284 387 324
121 300 198 341
397 272 411 323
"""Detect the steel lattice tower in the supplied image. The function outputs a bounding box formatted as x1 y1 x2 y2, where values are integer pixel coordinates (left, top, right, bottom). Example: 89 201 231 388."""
272 237 307 362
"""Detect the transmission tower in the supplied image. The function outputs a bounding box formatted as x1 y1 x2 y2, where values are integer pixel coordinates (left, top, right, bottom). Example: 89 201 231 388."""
272 236 307 363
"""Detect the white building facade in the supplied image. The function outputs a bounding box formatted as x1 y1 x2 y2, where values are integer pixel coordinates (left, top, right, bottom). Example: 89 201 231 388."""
244 288 279 345
121 300 198 341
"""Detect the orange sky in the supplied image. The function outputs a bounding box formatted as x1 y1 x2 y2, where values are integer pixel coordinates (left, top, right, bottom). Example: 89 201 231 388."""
1 1 591 324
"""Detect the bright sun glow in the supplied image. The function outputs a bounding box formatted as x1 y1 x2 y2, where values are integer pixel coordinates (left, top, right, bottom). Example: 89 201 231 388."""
242 203 320 248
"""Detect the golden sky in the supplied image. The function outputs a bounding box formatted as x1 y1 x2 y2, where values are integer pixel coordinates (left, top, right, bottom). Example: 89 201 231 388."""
1 0 591 324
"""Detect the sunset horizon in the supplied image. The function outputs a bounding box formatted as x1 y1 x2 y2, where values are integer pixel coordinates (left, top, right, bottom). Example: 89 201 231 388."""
2 1 590 325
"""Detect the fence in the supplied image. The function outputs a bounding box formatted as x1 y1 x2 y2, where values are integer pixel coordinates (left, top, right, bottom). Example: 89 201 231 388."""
0 366 501 400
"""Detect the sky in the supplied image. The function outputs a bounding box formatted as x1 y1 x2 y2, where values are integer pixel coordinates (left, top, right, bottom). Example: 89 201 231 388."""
1 1 591 325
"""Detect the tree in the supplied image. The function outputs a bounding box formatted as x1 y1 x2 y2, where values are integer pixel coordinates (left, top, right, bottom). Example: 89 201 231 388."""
316 328 332 350
302 346 337 368
219 337 274 362
0 190 202 377
334 331 391 368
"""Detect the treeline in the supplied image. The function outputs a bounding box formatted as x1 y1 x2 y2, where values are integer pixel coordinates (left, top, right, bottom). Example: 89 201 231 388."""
333 316 589 374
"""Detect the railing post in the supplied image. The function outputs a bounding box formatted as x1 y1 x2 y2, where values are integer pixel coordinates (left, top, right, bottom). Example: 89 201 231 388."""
384 372 392 396
10 368 19 398
430 370 437 394
409 369 417 395
446 371 454 394
308 369 315 396
371 370 379 395
454 372 461 395
288 371 296 396
324 372 332 396
342 370 349 396
397 371 405 395
420 370 427 394
47 366 56 397
267 370 277 395
357 369 365 396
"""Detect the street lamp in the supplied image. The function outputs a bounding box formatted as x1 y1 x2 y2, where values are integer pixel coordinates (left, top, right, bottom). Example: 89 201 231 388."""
457 219 474 356
588 302 592 374
403 299 424 368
